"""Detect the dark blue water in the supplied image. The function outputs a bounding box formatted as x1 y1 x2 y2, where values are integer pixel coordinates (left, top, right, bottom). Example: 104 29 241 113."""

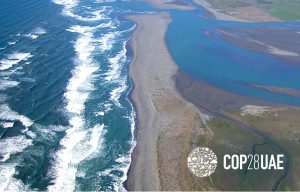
0 0 154 191
1 0 300 191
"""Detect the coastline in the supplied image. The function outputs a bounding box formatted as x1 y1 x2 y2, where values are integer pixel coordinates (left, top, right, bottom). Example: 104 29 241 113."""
126 12 210 190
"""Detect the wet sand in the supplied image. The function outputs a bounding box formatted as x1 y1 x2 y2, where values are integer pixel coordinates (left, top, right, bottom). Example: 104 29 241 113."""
175 71 274 113
216 27 300 66
126 13 209 190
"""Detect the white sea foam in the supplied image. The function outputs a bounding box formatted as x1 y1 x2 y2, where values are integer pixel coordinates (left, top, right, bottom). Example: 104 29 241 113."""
105 43 127 82
0 132 36 191
95 0 116 3
53 0 110 22
52 0 78 17
99 102 113 113
0 121 14 128
0 135 33 162
0 104 33 128
0 52 31 71
8 40 17 45
110 77 127 107
64 26 99 114
0 80 19 90
68 8 110 21
49 125 68 132
26 130 37 139
25 27 46 40
118 110 136 190
0 164 29 191
48 21 106 191
97 31 118 51
96 103 136 191
95 111 105 116
48 121 105 191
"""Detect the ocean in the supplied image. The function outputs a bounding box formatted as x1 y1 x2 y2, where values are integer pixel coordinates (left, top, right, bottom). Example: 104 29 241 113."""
1 0 300 191
0 0 153 191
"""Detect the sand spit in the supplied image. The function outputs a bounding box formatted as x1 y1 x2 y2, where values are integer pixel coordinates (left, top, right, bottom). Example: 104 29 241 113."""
216 28 300 66
126 13 209 190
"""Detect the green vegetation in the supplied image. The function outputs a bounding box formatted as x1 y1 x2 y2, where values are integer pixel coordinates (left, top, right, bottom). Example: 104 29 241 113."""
196 116 284 191
209 0 250 11
208 0 300 21
268 0 300 21
223 107 300 190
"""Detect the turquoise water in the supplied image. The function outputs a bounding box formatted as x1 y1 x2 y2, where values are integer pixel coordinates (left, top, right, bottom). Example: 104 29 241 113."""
1 0 300 191
167 6 300 106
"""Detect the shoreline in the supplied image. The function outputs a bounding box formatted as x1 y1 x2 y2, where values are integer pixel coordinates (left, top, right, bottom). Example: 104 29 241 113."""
125 12 209 190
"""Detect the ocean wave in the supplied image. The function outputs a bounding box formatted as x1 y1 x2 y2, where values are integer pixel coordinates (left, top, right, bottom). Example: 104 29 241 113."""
0 52 31 71
24 27 46 40
97 31 119 52
100 102 113 113
0 164 29 191
64 25 99 114
118 110 137 191
48 21 105 191
0 104 33 128
105 42 127 82
69 8 111 22
94 111 105 116
110 76 127 107
49 125 68 132
52 0 78 15
95 0 116 3
0 121 14 129
48 121 105 191
0 135 33 163
53 0 110 22
8 40 18 45
0 79 19 90
67 22 113 36
0 134 33 191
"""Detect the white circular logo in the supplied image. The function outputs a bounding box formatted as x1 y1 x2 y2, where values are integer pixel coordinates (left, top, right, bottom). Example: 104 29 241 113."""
187 147 218 177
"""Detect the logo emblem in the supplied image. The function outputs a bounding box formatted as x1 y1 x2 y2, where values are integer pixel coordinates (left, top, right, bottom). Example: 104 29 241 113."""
187 147 218 177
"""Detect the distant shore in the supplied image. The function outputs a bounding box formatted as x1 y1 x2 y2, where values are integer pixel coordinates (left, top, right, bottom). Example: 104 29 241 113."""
194 0 280 22
126 12 209 190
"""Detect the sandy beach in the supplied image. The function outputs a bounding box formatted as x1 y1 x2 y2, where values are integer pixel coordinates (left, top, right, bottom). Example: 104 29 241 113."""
126 13 210 191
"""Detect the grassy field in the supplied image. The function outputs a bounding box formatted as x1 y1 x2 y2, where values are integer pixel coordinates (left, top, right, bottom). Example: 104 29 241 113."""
268 0 300 21
222 107 300 190
195 116 285 191
208 0 300 21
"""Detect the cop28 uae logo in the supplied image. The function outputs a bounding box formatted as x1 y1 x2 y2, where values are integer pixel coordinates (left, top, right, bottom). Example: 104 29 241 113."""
187 147 218 177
